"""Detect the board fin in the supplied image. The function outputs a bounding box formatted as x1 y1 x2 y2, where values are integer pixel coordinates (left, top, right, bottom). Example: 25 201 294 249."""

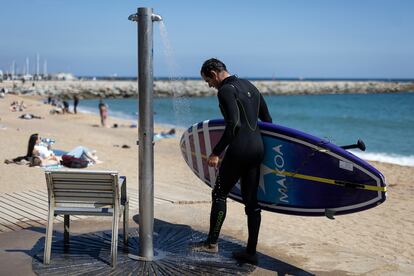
325 209 336 220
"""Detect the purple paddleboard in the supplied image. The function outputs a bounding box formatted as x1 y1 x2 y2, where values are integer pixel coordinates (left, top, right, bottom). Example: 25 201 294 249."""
180 119 387 217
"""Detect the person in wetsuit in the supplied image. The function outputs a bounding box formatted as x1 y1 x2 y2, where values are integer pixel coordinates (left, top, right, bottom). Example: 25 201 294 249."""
193 58 272 265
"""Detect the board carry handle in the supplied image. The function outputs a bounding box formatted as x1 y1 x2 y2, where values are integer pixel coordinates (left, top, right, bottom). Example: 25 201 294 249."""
341 139 366 151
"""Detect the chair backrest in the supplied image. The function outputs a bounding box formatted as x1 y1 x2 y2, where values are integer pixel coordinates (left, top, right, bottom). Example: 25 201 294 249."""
45 170 119 208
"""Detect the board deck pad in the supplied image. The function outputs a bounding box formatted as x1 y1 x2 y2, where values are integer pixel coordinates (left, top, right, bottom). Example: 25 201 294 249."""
180 119 387 216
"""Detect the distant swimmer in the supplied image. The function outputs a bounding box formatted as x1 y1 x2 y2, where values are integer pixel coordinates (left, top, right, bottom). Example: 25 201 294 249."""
191 58 272 265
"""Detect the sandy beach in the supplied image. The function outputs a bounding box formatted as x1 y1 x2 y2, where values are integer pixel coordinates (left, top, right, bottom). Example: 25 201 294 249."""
0 94 413 275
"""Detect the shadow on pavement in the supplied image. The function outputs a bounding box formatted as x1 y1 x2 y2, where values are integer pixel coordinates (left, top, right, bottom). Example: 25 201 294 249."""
4 217 313 275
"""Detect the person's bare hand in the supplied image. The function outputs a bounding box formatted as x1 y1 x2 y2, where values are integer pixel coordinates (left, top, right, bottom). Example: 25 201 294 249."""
207 154 219 168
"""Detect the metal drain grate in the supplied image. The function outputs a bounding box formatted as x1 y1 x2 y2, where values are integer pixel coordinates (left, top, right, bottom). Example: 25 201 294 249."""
32 222 255 275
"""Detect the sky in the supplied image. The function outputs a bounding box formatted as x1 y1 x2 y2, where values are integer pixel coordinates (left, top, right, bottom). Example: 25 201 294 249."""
0 0 413 79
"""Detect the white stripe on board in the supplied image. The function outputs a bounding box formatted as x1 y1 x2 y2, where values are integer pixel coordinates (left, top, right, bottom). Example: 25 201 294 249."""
184 130 193 170
208 126 225 131
203 120 216 188
192 123 205 182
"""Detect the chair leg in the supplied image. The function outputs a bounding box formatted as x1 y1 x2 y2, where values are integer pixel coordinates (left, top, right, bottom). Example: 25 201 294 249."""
44 208 54 264
123 201 129 245
64 215 70 246
111 207 120 267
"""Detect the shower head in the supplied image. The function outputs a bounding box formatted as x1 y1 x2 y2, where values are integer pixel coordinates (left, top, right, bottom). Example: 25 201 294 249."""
152 14 162 22
128 13 138 22
128 13 163 22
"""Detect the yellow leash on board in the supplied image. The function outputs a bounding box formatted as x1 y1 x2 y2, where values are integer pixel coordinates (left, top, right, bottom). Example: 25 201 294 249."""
182 146 386 193
270 169 386 192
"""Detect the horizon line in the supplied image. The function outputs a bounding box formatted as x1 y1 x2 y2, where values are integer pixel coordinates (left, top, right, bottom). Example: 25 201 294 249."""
76 76 414 81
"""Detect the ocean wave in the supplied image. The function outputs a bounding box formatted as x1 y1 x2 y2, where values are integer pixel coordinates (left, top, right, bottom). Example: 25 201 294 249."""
108 110 136 121
350 151 414 167
77 106 180 130
76 106 98 114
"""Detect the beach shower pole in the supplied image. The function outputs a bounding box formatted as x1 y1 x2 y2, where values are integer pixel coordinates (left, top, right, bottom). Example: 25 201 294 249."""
128 7 162 261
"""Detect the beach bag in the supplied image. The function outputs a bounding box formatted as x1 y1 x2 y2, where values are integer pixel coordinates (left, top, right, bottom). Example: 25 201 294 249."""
61 155 89 168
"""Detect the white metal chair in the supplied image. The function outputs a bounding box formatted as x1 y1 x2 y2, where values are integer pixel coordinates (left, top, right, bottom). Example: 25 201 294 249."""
43 169 129 267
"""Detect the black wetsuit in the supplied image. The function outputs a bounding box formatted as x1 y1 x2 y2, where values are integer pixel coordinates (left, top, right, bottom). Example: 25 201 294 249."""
208 75 272 254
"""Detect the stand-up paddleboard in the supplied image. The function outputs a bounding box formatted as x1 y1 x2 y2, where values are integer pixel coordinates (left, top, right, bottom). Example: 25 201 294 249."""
180 119 387 217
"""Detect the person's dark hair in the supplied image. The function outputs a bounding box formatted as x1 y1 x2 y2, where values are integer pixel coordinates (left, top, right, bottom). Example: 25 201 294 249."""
200 58 227 78
26 133 38 158
30 156 42 167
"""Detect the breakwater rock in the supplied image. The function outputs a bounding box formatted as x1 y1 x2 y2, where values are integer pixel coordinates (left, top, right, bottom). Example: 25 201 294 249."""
2 80 413 99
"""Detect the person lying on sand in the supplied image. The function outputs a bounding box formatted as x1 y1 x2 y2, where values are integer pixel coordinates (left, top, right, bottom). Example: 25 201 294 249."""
153 128 176 141
162 128 175 136
19 113 43 120
49 107 64 115
111 123 139 128
10 100 26 112
4 133 101 167
136 128 176 145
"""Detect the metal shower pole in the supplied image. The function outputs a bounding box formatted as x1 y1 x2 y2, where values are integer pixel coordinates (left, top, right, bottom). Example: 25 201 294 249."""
128 7 162 261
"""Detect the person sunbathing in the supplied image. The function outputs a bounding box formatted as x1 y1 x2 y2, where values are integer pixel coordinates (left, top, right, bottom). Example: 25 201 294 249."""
31 135 60 166
153 128 176 141
10 101 26 112
32 136 101 166
19 113 43 119
161 128 176 136
5 133 101 167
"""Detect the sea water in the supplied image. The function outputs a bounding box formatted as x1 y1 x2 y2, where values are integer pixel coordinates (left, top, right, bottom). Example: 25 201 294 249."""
77 92 414 166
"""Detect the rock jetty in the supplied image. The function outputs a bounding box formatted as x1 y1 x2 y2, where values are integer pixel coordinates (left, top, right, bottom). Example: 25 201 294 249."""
1 80 413 99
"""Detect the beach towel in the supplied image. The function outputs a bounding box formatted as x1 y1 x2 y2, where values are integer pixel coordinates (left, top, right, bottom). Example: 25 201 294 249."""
153 133 176 141
42 163 63 170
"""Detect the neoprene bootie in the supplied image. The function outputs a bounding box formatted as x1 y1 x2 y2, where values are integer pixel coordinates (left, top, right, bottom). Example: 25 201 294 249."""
191 240 218 253
232 250 258 265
